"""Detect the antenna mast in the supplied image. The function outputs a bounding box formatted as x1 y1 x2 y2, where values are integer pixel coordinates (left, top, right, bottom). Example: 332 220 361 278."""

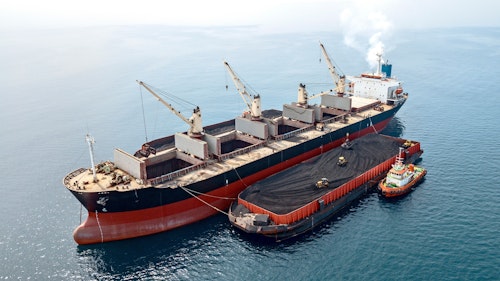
86 134 97 182
376 53 382 76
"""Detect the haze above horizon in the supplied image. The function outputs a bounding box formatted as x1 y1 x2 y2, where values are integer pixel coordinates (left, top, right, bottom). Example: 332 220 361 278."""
2 0 499 32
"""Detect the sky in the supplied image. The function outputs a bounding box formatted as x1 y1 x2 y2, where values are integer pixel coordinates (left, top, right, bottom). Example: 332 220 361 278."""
1 0 499 32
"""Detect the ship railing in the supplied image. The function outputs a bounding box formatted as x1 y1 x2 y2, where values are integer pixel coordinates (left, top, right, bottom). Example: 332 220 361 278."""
322 114 348 125
148 162 208 186
218 142 266 161
63 168 87 186
273 126 313 141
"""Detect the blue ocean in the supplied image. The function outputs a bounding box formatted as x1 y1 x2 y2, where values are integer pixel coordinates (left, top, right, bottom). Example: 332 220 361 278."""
0 26 499 280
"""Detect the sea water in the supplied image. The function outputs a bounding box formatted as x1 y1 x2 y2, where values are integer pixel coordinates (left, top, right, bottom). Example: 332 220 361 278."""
0 26 499 280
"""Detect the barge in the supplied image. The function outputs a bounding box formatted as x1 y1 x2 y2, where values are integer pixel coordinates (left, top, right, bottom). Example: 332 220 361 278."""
228 134 423 241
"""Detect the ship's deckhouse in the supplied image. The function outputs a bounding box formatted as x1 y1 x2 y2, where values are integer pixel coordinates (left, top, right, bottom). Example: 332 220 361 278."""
348 75 402 104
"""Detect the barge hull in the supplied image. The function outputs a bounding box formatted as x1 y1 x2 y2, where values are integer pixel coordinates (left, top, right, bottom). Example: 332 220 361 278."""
229 177 379 241
229 135 423 241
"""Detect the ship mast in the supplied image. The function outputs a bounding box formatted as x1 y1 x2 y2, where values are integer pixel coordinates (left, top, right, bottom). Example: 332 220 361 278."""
86 133 97 182
137 80 203 137
223 61 262 120
376 53 382 76
394 147 404 168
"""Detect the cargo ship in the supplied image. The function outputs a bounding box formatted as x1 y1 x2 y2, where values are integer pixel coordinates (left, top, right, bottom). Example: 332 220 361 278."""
228 134 423 241
378 147 427 197
63 43 408 244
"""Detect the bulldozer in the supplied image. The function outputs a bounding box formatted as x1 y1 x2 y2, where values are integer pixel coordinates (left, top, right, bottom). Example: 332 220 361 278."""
316 178 329 188
337 156 347 167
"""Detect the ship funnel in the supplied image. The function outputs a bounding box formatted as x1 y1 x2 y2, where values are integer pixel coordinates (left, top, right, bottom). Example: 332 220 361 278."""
382 63 392 78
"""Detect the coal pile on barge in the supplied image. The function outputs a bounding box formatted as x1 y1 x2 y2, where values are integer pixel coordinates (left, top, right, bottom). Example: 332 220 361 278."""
238 133 402 214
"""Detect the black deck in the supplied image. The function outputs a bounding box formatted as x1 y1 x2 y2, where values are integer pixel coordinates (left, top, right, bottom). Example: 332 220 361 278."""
221 139 253 154
238 133 403 214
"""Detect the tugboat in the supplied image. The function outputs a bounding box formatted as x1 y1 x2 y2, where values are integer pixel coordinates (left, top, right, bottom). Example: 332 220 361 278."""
378 147 426 197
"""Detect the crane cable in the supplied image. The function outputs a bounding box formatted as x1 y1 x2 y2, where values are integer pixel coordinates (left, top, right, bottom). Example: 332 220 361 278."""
143 82 197 110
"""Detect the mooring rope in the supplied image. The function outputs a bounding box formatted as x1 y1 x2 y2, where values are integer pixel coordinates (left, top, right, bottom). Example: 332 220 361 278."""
233 167 248 187
181 186 236 200
369 115 379 134
95 210 104 243
179 186 230 216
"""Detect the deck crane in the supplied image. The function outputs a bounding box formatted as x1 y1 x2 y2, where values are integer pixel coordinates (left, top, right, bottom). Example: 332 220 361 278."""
137 80 203 137
296 83 333 107
223 61 262 120
319 42 346 96
297 42 344 107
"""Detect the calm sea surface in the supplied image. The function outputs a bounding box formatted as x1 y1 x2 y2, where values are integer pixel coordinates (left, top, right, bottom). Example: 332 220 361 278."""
0 26 499 280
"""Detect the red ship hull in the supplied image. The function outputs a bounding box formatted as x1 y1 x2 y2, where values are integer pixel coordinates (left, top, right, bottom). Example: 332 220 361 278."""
73 117 393 244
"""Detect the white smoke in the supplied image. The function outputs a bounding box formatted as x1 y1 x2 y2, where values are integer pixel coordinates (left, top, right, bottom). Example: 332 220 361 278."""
340 8 393 70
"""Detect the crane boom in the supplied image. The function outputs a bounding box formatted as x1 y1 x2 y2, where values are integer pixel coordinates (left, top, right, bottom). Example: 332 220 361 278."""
223 61 262 120
309 89 334 100
137 80 203 136
319 42 346 95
